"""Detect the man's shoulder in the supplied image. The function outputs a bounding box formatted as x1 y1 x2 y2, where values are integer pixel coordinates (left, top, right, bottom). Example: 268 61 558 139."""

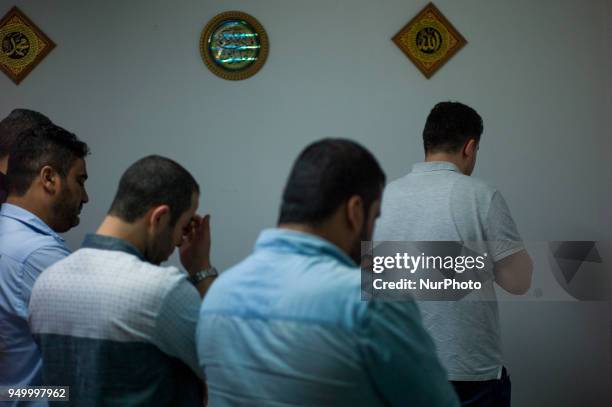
43 248 188 296
300 261 362 304
383 172 498 215
14 235 69 266
449 176 502 217
388 170 495 193
205 255 367 328
31 248 198 350
453 174 498 196
212 252 358 292
0 217 67 264
284 262 374 331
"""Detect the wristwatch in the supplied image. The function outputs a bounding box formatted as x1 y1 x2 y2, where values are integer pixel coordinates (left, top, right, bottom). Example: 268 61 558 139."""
189 267 218 285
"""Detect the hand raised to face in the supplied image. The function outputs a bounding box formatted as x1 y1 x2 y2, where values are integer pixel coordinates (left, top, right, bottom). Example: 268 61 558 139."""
179 214 212 275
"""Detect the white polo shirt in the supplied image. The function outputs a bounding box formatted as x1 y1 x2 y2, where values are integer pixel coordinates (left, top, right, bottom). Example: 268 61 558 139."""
374 161 524 381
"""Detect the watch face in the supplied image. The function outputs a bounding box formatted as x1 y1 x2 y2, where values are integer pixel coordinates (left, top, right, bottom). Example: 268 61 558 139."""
192 268 218 284
205 267 219 277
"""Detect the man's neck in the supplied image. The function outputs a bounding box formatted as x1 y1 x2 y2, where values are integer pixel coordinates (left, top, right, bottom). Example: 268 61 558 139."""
278 222 349 255
5 193 56 230
96 216 146 255
424 153 466 174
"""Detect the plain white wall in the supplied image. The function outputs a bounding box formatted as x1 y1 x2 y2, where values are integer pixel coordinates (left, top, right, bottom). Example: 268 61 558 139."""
1 0 610 405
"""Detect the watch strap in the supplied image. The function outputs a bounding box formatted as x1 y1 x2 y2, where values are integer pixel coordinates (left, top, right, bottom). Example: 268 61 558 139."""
189 267 218 285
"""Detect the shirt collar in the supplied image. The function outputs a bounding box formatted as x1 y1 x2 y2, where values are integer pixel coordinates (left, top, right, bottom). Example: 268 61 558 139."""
411 161 460 174
255 228 357 268
82 233 145 261
0 203 65 242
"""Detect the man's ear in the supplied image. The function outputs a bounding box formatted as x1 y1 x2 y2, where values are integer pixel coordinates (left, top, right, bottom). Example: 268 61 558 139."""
463 138 478 158
40 165 60 194
345 195 364 232
148 205 171 233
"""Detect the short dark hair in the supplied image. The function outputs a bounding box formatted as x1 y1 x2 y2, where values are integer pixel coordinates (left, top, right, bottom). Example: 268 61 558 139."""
278 138 386 225
8 124 90 196
423 102 483 153
109 155 200 226
0 109 53 159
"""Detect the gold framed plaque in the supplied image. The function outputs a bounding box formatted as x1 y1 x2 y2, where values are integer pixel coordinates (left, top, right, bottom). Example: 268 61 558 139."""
0 6 55 84
392 3 466 79
200 11 269 81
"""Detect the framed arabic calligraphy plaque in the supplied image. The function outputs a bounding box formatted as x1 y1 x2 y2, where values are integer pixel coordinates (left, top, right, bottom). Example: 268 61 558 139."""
392 3 466 79
0 6 55 84
200 11 269 81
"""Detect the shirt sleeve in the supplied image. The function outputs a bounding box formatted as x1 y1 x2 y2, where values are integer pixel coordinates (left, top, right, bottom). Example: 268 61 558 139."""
485 191 525 262
154 278 204 380
22 244 71 313
358 300 460 407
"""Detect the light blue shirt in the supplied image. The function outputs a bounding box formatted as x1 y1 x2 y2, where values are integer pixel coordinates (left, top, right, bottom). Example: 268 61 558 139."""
197 228 459 407
0 204 70 400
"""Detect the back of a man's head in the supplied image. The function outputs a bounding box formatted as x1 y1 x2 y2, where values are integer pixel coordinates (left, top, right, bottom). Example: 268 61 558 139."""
278 138 386 226
0 109 53 162
423 102 483 154
109 155 200 226
8 124 89 196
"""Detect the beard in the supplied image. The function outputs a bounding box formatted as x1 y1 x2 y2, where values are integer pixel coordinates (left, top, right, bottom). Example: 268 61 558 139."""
52 188 81 233
144 226 175 265
349 221 370 265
